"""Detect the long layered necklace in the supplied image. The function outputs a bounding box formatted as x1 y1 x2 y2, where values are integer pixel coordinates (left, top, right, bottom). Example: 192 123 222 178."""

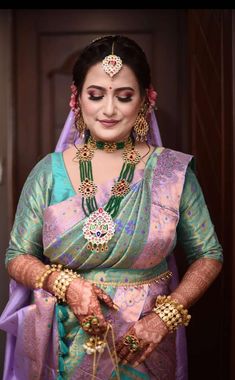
76 136 141 252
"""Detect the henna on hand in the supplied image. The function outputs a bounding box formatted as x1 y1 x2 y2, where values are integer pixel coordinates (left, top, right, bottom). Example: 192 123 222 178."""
92 284 117 309
116 312 168 366
7 255 119 335
117 258 222 367
170 258 222 308
7 254 46 289
65 278 117 333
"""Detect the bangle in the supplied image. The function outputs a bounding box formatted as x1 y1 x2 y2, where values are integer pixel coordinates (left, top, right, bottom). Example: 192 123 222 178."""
35 264 63 289
53 268 81 302
153 295 191 332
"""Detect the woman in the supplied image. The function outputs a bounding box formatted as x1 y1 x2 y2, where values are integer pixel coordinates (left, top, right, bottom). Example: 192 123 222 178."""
0 35 223 380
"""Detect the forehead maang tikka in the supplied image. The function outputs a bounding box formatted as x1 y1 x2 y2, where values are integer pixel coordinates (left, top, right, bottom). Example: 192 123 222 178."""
102 41 123 78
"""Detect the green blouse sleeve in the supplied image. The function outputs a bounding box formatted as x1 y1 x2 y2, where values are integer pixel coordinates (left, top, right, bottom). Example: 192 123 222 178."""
177 166 223 264
5 154 53 266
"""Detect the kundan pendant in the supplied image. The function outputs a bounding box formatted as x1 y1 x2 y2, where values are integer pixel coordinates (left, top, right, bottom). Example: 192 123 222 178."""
83 208 115 252
102 54 123 78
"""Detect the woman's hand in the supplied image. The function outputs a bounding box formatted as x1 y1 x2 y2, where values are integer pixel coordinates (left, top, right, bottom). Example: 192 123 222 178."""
116 312 168 367
66 277 116 334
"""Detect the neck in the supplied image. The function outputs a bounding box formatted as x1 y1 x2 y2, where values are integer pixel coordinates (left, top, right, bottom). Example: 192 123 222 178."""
88 134 131 145
87 135 134 152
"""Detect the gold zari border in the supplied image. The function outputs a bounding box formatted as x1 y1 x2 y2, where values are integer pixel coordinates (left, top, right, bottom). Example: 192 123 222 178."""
89 270 172 288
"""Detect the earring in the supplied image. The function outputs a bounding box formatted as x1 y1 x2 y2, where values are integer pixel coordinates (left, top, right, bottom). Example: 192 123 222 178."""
75 108 86 138
133 103 149 142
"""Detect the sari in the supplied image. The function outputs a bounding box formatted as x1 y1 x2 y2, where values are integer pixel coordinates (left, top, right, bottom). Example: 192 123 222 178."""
0 147 223 380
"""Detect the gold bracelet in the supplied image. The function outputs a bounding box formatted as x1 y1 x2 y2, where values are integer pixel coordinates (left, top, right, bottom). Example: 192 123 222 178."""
35 264 63 289
53 268 81 302
153 295 191 332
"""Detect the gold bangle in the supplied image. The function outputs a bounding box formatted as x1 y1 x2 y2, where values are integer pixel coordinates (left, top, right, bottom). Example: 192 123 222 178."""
153 295 191 332
35 264 63 289
52 269 81 302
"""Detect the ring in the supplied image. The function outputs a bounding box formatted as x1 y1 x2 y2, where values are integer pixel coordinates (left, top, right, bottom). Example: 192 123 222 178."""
123 334 140 352
81 315 100 332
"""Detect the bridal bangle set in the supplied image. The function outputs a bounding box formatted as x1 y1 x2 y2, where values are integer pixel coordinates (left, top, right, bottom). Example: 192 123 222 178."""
153 295 191 332
35 263 81 302
36 265 191 331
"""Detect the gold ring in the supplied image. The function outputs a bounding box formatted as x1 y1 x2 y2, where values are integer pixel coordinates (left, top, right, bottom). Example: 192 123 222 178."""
123 334 140 352
81 315 100 332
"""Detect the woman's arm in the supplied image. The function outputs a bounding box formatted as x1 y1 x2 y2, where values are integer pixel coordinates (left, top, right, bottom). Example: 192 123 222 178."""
170 257 222 308
172 165 223 306
7 254 46 289
7 253 116 334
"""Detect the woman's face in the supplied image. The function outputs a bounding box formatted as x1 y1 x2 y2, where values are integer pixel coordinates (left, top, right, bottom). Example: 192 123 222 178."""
79 62 143 142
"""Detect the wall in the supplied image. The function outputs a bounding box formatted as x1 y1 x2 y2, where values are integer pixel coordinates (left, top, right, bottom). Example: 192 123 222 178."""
0 9 13 376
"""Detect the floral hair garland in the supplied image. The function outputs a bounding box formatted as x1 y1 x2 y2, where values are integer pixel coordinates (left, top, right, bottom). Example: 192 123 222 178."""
69 83 78 112
146 86 157 111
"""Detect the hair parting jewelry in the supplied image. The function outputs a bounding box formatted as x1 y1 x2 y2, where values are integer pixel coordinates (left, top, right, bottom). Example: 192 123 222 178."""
102 41 123 78
153 295 191 332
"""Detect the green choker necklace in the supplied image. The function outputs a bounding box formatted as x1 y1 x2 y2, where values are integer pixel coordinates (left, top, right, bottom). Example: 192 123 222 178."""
88 136 132 153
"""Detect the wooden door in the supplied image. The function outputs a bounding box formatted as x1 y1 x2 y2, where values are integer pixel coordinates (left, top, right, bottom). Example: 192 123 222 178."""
187 9 233 380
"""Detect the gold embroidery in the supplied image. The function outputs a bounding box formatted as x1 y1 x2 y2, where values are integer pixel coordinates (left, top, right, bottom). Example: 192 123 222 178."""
88 270 172 288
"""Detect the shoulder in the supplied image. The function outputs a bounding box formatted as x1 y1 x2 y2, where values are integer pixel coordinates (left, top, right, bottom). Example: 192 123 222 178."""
18 154 54 204
25 153 54 188
156 147 195 168
29 153 52 174
160 147 193 159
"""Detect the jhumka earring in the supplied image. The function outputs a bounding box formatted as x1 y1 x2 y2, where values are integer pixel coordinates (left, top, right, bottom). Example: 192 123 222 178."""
70 83 87 138
102 41 123 78
133 102 149 142
75 109 86 138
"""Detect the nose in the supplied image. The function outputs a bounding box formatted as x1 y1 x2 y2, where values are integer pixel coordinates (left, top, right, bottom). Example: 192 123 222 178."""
103 96 116 117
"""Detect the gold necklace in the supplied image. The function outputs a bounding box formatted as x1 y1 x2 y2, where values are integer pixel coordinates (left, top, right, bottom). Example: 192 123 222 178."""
75 136 141 252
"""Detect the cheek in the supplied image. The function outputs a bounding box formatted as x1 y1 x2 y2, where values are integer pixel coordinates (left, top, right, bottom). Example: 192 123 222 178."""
124 104 140 120
81 102 98 118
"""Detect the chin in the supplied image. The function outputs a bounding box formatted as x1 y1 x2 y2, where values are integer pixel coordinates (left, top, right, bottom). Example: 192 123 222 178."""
92 129 130 143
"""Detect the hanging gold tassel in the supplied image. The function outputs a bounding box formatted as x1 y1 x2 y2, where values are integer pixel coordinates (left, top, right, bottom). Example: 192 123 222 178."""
75 109 86 138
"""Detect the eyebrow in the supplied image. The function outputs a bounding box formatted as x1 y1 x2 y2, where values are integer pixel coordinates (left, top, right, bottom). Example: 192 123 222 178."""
87 85 135 91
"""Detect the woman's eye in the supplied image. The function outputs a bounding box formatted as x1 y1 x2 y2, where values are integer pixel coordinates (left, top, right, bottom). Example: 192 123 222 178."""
88 94 103 101
117 96 133 102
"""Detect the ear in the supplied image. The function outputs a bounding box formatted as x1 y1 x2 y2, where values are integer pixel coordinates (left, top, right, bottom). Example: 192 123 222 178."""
140 94 147 108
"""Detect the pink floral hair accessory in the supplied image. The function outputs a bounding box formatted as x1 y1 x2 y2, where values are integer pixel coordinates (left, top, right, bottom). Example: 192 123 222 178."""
146 86 158 111
69 83 79 112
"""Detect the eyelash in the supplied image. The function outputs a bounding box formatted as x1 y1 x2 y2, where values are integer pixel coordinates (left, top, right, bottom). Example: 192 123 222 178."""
88 94 133 102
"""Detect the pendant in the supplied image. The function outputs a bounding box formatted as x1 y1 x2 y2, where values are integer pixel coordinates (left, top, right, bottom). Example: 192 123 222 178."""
102 54 123 78
83 208 115 252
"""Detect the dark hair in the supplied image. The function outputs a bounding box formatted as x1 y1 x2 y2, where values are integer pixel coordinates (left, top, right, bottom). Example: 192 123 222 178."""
72 35 151 96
